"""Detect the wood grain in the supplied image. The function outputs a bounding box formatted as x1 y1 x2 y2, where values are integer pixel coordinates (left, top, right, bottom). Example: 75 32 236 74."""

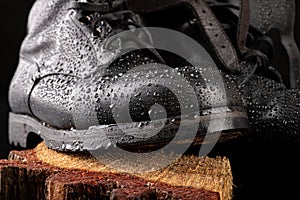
0 143 233 200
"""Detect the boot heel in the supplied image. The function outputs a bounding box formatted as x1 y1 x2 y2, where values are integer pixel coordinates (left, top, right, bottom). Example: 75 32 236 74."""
8 112 39 148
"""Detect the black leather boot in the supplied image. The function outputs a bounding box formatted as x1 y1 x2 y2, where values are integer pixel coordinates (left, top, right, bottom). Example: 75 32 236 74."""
138 0 300 139
9 0 248 151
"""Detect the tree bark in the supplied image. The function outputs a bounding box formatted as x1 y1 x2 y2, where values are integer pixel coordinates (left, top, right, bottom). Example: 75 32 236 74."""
0 143 232 200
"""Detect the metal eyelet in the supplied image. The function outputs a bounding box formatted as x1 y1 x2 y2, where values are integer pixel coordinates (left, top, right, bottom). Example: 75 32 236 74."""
91 30 101 38
79 15 92 25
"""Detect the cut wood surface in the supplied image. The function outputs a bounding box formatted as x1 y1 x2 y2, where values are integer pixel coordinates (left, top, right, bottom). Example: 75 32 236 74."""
0 142 233 200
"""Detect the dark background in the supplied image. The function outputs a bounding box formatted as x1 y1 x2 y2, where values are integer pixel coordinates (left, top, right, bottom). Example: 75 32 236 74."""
0 1 300 200
0 1 36 158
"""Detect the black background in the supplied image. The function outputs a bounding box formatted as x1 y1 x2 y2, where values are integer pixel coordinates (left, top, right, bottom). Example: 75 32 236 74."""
1 1 300 200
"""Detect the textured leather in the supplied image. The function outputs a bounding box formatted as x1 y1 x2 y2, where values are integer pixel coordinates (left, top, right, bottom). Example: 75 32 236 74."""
129 0 240 73
171 1 300 137
234 64 300 137
236 0 250 55
9 0 245 130
228 0 300 88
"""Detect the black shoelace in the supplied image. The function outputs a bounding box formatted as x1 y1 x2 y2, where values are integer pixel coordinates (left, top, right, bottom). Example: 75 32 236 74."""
71 0 164 62
206 0 283 85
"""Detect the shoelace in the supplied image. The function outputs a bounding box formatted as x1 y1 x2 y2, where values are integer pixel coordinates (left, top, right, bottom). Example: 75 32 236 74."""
71 0 164 62
206 0 283 85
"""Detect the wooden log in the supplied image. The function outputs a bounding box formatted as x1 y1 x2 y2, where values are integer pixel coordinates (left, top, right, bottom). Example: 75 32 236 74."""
0 160 58 200
0 143 233 200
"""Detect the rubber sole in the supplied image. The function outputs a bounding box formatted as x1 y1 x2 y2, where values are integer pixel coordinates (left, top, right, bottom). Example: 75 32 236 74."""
9 108 248 151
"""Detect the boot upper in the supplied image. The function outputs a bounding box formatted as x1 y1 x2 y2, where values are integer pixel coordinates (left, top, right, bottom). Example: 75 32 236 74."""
9 0 246 130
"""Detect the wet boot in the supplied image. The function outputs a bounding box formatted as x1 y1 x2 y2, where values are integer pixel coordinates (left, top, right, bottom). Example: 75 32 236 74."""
137 0 300 139
9 0 248 151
